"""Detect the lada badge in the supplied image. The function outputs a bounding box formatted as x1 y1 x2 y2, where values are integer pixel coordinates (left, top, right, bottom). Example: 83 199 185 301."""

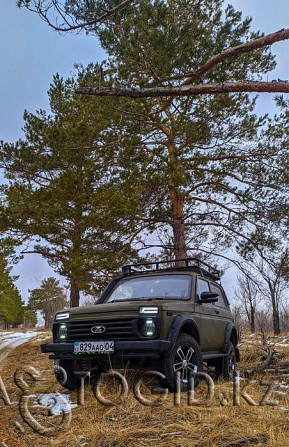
91 325 106 334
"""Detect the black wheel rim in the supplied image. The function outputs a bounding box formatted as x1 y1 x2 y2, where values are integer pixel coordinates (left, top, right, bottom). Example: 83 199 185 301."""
173 346 198 384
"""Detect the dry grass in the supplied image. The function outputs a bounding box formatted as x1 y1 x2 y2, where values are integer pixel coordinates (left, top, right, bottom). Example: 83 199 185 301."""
1 333 289 446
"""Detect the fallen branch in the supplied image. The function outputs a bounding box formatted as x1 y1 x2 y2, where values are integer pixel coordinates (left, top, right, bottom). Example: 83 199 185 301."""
76 81 289 98
217 436 268 447
245 350 276 376
245 334 278 376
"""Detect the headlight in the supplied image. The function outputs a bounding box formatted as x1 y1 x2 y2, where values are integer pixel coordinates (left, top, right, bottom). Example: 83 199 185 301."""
139 306 158 315
58 323 68 340
142 318 156 337
55 312 70 321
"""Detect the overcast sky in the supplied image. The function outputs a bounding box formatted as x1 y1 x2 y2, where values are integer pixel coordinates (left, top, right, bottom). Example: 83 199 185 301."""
0 0 288 301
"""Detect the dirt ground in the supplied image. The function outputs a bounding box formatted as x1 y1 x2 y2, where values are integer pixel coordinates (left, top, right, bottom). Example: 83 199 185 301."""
1 331 289 447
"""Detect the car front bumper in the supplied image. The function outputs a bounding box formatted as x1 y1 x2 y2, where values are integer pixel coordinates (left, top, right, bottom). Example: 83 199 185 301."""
41 340 172 359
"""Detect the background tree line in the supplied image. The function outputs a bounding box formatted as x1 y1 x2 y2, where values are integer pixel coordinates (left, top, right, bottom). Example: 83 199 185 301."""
0 0 288 330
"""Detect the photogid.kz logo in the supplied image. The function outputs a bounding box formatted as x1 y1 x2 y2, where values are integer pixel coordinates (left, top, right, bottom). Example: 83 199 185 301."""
0 365 289 438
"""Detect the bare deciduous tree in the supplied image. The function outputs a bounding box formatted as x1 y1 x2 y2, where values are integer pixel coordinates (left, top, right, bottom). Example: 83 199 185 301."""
240 249 289 335
234 274 261 334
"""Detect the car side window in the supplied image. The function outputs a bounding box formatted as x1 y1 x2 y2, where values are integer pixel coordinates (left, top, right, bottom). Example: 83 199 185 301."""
210 283 227 308
196 278 210 300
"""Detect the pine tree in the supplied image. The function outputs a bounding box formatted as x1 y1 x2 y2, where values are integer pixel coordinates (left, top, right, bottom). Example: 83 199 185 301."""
85 0 287 260
0 67 141 307
0 258 23 328
28 277 68 328
10 0 289 271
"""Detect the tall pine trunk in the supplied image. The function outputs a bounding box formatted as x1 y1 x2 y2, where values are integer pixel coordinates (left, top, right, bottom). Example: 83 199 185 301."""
172 218 187 260
167 138 187 262
70 279 80 307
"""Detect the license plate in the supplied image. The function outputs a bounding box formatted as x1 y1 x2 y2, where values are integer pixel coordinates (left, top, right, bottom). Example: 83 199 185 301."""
74 341 114 354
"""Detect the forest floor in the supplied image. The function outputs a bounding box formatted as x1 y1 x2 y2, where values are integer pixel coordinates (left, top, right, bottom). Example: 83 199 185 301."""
1 331 289 447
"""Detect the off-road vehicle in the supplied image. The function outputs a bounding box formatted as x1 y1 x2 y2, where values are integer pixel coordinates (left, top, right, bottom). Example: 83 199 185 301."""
41 258 239 390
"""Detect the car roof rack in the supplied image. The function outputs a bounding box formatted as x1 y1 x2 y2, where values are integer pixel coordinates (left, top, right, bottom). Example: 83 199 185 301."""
121 257 221 281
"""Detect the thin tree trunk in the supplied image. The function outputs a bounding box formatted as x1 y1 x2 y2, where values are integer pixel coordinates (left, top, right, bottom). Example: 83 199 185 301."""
272 305 280 335
250 306 255 334
269 282 280 335
44 313 51 329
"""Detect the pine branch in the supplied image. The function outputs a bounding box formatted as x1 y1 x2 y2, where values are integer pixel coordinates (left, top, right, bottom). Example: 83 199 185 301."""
76 81 289 98
76 27 289 98
181 28 289 84
19 0 135 33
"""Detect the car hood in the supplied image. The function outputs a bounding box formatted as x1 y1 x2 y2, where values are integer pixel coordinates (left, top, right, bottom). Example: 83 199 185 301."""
57 299 195 320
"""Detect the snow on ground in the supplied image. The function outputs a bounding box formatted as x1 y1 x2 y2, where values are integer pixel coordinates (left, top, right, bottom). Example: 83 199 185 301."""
0 331 45 365
0 331 39 347
33 393 78 414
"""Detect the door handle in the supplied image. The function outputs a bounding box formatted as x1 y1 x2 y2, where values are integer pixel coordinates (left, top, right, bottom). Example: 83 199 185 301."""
215 309 220 314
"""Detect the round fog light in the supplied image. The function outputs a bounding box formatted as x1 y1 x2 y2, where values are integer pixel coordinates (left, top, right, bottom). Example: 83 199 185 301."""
142 318 156 337
58 323 68 340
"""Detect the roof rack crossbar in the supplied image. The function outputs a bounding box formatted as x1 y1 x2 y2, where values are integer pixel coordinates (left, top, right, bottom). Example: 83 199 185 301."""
121 257 221 280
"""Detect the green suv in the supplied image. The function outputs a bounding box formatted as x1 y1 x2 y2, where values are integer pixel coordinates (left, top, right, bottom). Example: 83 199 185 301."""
41 258 239 390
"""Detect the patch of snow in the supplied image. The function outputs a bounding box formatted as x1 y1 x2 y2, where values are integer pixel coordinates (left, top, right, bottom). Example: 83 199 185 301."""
278 382 289 389
0 331 45 366
0 332 40 350
33 393 77 415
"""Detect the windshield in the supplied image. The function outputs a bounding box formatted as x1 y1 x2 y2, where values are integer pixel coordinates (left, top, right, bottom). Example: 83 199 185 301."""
106 275 191 302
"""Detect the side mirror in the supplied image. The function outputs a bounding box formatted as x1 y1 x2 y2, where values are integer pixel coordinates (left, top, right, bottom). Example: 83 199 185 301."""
199 291 219 303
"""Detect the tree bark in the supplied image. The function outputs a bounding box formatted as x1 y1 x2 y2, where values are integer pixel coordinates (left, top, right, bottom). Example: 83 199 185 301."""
268 281 280 335
172 219 187 261
44 315 50 329
76 81 289 98
250 307 255 334
70 280 80 307
165 136 187 262
272 305 280 335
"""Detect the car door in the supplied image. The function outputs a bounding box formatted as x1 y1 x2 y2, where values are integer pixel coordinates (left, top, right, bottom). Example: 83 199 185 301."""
209 281 233 339
197 277 228 351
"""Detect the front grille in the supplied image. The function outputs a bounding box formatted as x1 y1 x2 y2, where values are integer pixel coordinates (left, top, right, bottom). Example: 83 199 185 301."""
68 318 137 341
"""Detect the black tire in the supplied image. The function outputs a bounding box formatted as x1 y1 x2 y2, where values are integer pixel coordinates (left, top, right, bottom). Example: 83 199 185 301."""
215 342 236 379
54 360 79 390
162 334 203 391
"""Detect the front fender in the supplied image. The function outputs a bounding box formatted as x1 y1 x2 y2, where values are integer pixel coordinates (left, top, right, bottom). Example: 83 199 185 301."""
166 315 201 348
